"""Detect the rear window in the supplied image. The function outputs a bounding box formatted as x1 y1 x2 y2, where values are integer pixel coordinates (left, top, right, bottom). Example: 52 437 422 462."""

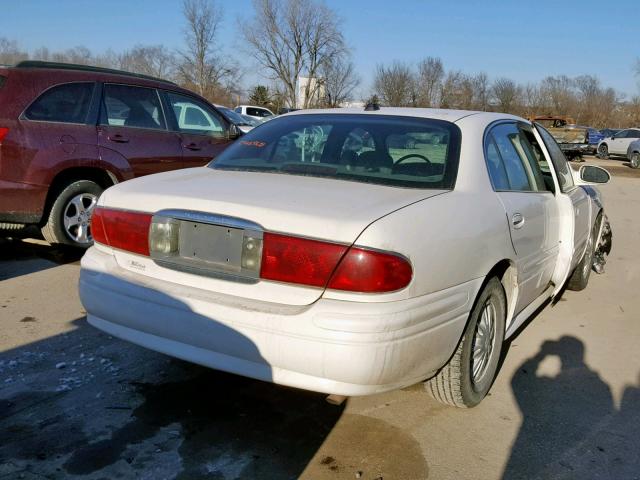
210 114 461 189
24 82 94 124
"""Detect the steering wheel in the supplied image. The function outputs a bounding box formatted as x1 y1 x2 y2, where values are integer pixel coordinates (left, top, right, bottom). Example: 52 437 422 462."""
395 153 431 165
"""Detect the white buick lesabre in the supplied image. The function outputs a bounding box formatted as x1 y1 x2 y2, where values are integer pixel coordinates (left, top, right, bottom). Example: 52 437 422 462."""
80 107 610 407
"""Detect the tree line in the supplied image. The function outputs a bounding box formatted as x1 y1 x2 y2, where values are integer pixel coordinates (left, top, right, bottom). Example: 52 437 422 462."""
372 58 640 128
1 0 639 128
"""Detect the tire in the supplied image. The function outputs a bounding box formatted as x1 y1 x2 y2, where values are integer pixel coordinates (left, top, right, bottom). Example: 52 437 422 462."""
566 214 601 291
425 277 506 408
631 152 640 169
41 180 103 248
597 143 609 159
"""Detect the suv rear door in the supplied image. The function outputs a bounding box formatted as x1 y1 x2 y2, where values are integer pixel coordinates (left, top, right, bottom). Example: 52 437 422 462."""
163 91 232 168
98 83 183 177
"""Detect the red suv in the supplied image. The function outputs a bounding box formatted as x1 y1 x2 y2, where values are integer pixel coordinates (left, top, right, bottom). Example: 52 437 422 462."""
0 61 239 247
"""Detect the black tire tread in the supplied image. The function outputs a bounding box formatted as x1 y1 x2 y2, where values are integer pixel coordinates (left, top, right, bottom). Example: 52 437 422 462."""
41 180 103 247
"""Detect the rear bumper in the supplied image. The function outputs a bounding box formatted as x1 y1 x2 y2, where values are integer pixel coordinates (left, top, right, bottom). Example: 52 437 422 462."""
79 247 477 396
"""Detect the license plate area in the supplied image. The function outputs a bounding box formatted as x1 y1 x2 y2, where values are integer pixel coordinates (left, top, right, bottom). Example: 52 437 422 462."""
179 221 243 272
149 210 264 283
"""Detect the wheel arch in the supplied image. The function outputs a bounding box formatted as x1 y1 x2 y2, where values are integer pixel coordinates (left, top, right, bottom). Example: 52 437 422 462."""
484 259 519 331
40 167 116 225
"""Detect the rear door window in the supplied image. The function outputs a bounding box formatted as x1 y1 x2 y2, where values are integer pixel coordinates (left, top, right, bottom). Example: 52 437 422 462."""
24 82 95 124
101 84 166 130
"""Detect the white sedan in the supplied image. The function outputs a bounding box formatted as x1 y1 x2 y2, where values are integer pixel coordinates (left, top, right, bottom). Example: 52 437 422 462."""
80 107 610 408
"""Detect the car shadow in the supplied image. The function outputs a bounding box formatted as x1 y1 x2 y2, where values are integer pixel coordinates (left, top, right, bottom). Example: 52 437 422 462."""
0 271 346 479
0 238 83 281
503 336 640 479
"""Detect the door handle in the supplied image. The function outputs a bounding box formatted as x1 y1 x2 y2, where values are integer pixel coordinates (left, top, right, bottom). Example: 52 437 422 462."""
108 134 129 143
512 213 525 229
183 143 201 151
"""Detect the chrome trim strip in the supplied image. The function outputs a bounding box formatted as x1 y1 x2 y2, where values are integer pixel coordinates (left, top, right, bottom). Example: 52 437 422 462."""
156 209 263 233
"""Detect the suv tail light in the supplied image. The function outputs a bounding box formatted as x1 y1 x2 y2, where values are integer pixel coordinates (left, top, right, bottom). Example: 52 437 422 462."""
0 127 9 143
91 207 152 256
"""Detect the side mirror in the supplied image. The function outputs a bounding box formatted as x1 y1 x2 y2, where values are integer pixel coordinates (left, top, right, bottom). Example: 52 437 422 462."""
227 123 242 140
579 165 610 184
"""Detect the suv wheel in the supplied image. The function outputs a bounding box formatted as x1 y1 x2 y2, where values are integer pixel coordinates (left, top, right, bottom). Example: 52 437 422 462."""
41 180 103 248
631 152 640 169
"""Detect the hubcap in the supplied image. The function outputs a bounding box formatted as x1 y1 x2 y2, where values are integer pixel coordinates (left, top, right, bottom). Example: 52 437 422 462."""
632 154 639 169
472 300 497 384
62 193 98 244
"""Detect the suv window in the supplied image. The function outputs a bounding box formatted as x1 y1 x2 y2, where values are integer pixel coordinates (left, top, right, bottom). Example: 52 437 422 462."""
24 82 94 124
101 84 166 130
166 92 225 136
211 114 461 189
535 123 575 192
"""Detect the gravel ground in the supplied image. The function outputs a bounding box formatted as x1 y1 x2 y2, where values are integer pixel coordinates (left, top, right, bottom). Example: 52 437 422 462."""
0 158 638 479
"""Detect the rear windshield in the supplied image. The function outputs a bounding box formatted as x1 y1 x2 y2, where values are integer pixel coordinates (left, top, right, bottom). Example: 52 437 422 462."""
210 114 461 189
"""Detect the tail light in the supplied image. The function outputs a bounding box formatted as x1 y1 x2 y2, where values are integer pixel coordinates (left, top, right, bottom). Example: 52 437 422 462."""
91 207 152 256
92 208 412 293
260 232 348 287
260 232 412 293
327 247 412 293
0 127 9 143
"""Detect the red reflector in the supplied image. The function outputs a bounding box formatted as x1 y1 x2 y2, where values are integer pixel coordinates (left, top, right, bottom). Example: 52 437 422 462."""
328 247 412 293
260 232 348 287
91 207 152 256
0 127 9 142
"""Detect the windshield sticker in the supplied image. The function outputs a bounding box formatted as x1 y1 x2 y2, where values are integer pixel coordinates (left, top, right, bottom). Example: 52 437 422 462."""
241 140 267 148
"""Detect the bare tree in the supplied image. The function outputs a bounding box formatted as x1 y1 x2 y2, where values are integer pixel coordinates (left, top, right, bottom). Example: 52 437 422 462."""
439 70 467 109
374 61 415 107
120 45 176 79
491 77 521 113
468 72 490 111
179 0 238 101
320 56 359 107
0 38 28 65
540 75 575 114
415 57 444 107
242 0 347 109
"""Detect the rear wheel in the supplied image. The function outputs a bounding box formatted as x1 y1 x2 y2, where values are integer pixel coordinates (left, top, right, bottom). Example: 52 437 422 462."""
597 143 609 159
425 277 506 408
41 180 103 248
631 152 640 169
566 214 601 291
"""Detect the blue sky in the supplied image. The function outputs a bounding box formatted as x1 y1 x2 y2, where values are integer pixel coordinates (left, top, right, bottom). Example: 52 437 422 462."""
2 0 639 97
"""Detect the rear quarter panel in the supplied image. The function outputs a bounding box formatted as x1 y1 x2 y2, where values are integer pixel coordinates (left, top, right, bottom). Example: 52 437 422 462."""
324 189 514 304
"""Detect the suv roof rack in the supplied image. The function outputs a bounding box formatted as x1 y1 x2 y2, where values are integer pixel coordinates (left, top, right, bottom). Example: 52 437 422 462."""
14 60 177 86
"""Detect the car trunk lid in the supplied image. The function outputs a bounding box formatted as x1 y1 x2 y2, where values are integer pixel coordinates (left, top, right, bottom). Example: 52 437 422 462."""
100 167 446 305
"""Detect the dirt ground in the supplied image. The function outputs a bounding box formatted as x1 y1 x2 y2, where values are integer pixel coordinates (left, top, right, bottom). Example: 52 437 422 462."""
0 156 638 480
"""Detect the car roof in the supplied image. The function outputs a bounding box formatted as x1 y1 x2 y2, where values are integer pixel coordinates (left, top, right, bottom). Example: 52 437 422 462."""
284 107 523 126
